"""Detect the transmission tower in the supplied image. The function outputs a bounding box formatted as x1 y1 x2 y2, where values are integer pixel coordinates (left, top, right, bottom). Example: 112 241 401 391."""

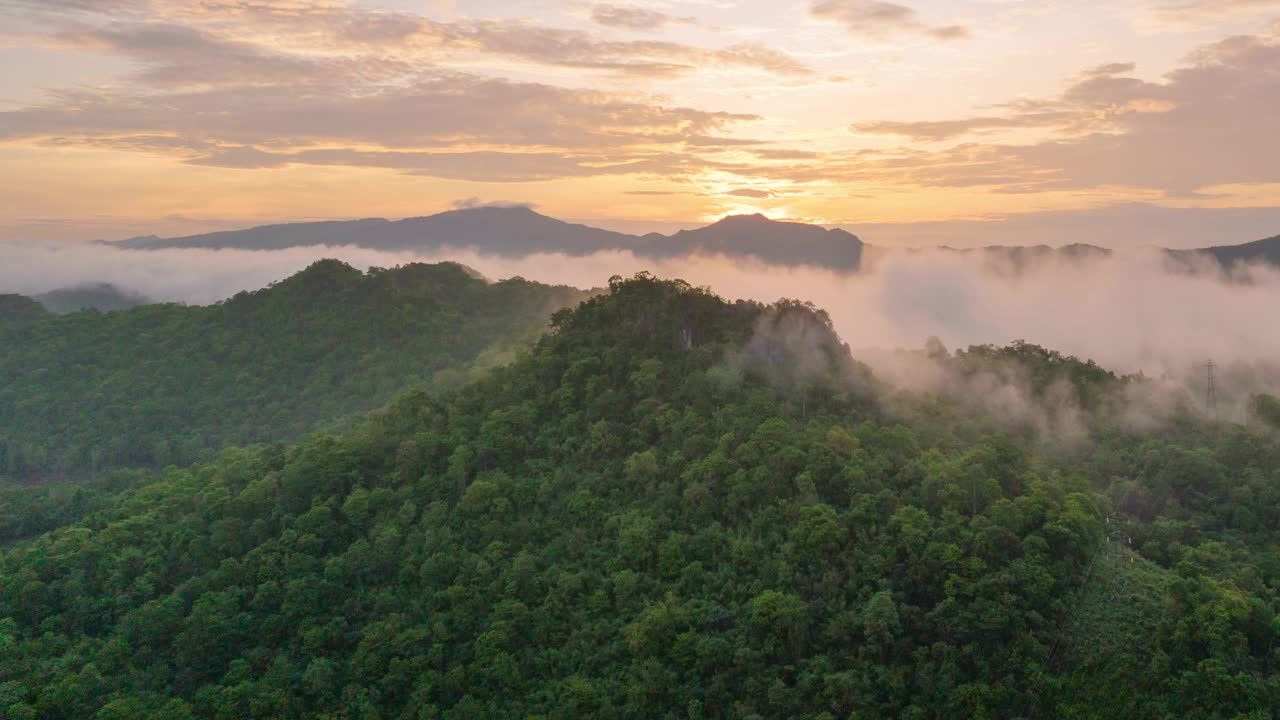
1204 359 1218 420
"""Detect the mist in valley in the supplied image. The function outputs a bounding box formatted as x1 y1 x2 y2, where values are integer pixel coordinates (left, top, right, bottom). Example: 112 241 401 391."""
4 238 1278 423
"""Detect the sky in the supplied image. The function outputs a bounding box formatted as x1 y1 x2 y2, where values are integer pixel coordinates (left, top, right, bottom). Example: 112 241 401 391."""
1 0 1279 247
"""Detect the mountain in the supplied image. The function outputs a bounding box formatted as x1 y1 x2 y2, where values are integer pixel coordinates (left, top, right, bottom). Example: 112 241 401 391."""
647 213 863 269
0 260 589 480
0 274 1274 718
103 207 1280 274
110 207 866 269
35 282 152 314
116 207 640 257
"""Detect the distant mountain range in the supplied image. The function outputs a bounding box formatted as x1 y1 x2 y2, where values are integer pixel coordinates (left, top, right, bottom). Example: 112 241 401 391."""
109 206 1278 273
111 207 865 270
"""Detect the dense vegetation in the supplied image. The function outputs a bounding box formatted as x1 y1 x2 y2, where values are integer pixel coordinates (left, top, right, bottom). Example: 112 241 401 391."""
1 274 1275 718
0 261 588 480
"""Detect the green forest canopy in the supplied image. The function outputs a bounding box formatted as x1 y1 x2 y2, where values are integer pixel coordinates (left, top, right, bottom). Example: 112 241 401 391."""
0 273 1276 718
0 260 589 480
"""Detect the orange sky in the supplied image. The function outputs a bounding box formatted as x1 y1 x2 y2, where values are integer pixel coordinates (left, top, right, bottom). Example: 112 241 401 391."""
2 0 1279 247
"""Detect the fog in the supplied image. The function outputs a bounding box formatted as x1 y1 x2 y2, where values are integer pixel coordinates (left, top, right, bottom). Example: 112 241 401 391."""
4 239 1279 412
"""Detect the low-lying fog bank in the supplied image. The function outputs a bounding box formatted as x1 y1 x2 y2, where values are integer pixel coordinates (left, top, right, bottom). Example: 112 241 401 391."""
4 240 1278 413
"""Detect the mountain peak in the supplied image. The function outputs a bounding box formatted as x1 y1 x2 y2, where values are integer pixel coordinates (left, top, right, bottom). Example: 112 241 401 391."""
711 213 795 227
442 204 543 218
651 213 863 270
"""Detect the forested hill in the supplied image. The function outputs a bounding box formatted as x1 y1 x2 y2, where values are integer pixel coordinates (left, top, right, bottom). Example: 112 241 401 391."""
1197 232 1280 269
0 260 589 480
1 274 1275 718
0 294 49 332
34 283 152 314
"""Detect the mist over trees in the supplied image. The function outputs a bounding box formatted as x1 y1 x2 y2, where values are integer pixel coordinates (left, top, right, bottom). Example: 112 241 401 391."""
0 272 1276 718
33 283 152 314
8 233 1280 395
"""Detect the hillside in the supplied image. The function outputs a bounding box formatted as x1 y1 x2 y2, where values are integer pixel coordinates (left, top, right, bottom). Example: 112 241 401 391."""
1162 233 1280 274
1198 233 1280 268
0 274 1274 718
35 283 152 314
0 260 589 480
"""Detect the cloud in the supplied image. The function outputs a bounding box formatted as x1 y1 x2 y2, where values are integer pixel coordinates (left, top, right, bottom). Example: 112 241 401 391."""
853 112 1077 141
834 32 1280 196
590 4 690 31
851 62 1160 142
0 0 140 13
749 148 823 160
7 1 811 79
810 0 968 41
0 0 806 185
1149 0 1280 24
1007 35 1280 194
0 73 760 180
450 197 536 210
182 147 719 182
408 19 812 77
49 22 405 87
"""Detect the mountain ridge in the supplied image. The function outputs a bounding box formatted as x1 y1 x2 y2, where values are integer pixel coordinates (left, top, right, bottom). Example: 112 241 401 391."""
0 260 590 480
109 207 865 270
107 206 1278 273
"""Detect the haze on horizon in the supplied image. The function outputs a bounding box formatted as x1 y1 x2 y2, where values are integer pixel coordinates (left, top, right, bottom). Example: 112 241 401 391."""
2 0 1280 248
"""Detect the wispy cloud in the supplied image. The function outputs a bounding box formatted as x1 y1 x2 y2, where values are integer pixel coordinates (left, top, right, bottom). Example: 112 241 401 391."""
8 0 810 79
0 71 762 180
590 4 692 31
404 19 813 77
810 0 968 41
853 112 1078 141
851 63 1163 141
1148 0 1280 24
